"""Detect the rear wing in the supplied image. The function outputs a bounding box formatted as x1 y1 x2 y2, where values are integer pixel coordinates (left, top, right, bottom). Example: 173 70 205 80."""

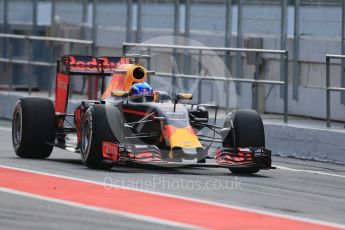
55 55 131 113
58 55 131 75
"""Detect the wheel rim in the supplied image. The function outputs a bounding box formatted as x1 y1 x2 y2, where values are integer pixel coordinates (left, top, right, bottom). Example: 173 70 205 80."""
81 115 92 159
13 106 22 145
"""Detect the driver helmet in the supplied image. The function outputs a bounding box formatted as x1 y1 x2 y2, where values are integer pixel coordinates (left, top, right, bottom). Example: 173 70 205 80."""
129 82 153 102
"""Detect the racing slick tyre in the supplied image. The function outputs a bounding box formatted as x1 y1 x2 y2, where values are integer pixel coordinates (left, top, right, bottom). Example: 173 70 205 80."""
81 105 122 170
223 109 265 174
12 97 55 158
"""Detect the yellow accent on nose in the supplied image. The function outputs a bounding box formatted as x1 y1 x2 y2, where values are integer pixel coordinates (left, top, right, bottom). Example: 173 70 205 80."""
169 128 202 149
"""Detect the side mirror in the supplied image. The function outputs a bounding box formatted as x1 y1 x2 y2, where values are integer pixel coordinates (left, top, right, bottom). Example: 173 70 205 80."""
176 93 193 101
112 90 129 98
174 93 193 111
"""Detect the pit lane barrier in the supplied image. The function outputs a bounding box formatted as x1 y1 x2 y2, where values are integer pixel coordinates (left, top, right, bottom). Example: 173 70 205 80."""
0 33 94 97
123 42 289 123
326 54 345 127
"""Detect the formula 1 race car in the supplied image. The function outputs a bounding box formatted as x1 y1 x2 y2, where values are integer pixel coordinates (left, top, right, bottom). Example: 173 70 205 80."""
12 54 272 174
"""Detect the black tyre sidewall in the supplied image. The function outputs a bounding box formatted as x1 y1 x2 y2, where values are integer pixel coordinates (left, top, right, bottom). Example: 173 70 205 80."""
223 109 265 148
81 105 121 169
12 98 55 158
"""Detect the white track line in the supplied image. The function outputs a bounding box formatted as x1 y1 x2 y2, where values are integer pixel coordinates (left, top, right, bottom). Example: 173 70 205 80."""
274 165 345 179
0 187 199 229
0 126 11 132
0 165 344 229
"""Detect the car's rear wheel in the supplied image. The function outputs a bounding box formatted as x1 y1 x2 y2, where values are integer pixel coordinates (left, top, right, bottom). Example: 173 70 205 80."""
81 105 122 170
223 109 265 174
12 97 56 158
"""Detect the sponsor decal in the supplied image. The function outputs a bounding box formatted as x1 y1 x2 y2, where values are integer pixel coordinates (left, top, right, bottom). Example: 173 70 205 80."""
68 56 98 71
57 77 68 91
102 142 119 162
55 73 69 113
66 56 124 72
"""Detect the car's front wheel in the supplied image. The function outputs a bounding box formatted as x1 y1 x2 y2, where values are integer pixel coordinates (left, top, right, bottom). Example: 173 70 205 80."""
222 109 265 174
81 105 122 170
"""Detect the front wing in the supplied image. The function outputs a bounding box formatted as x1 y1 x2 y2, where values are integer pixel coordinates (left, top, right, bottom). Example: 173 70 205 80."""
101 142 273 170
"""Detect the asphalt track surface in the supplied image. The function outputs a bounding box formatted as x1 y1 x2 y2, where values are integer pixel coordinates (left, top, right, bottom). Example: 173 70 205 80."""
0 120 345 229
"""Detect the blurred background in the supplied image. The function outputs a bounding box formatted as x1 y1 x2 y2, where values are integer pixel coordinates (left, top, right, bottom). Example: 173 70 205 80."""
0 0 345 124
